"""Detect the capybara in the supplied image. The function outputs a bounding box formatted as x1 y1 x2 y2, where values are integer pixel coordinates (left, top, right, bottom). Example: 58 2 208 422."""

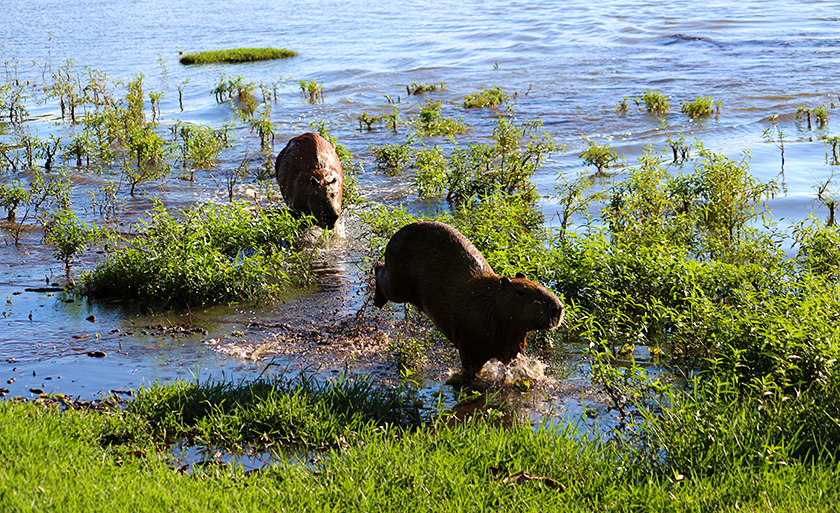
275 132 343 229
374 221 565 377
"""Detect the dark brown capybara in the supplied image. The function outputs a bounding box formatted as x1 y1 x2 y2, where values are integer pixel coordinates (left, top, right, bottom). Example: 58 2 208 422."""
373 221 565 377
275 132 343 229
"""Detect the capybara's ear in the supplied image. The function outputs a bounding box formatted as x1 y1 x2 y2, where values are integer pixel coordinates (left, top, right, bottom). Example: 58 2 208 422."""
500 276 511 285
515 272 526 279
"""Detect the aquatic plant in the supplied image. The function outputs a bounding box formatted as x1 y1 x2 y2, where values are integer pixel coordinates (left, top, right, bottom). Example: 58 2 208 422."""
299 80 324 103
638 89 669 113
463 85 509 108
356 112 380 131
579 138 621 175
762 117 786 172
178 47 297 65
813 104 829 127
406 81 444 95
413 114 559 203
665 134 690 163
44 209 101 271
81 201 314 306
2 168 71 244
121 124 173 195
43 59 82 123
680 95 719 118
796 106 813 130
148 91 163 122
553 171 600 240
614 96 629 115
812 171 840 226
413 99 468 137
371 140 414 176
0 180 28 221
172 122 230 179
825 135 840 165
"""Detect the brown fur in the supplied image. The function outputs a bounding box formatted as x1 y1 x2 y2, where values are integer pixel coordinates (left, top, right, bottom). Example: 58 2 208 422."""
374 221 565 377
275 132 343 229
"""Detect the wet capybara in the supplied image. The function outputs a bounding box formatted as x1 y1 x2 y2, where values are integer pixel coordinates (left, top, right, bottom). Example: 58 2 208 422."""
275 132 343 229
374 221 565 377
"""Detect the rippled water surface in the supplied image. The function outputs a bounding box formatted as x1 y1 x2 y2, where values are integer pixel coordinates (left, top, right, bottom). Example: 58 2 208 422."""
1 0 838 428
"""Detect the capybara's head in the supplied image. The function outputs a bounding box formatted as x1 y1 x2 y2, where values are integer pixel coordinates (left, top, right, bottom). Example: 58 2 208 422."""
495 272 564 331
306 169 343 229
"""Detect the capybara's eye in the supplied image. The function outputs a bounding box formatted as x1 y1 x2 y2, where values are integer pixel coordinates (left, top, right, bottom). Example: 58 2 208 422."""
515 289 525 296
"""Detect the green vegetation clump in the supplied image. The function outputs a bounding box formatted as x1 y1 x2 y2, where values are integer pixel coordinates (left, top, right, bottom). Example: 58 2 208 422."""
80 201 314 306
579 139 622 175
462 85 509 108
638 89 670 113
406 81 444 95
178 48 297 65
413 99 468 137
371 140 414 176
412 114 559 203
680 95 719 118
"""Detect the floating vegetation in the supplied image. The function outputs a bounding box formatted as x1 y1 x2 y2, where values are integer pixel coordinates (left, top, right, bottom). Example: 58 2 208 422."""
178 47 297 65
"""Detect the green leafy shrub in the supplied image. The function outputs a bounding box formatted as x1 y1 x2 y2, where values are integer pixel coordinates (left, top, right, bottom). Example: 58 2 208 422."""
413 114 559 203
371 141 413 176
579 139 621 175
81 201 314 306
44 209 101 270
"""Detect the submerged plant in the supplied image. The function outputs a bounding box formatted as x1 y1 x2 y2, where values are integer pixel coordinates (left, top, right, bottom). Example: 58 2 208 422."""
413 113 559 203
825 135 840 165
762 117 786 172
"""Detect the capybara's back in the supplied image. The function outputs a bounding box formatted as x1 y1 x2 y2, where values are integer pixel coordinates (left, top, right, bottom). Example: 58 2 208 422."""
374 221 564 377
275 132 343 229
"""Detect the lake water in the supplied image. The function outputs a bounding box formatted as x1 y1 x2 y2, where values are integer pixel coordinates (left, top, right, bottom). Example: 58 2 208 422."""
1 0 839 428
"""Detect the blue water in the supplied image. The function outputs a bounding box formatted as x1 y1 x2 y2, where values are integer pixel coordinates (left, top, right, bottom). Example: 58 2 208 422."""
1 0 839 428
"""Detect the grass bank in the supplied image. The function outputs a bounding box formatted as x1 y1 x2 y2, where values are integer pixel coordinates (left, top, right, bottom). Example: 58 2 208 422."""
2 377 839 512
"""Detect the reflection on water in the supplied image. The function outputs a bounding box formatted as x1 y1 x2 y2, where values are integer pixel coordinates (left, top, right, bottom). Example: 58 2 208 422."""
1 0 838 430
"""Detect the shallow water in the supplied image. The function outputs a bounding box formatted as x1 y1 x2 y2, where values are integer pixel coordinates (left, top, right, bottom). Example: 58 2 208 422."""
1 0 838 432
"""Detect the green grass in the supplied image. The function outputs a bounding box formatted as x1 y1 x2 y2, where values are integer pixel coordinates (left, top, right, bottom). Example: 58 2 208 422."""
178 48 297 65
3 382 840 512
